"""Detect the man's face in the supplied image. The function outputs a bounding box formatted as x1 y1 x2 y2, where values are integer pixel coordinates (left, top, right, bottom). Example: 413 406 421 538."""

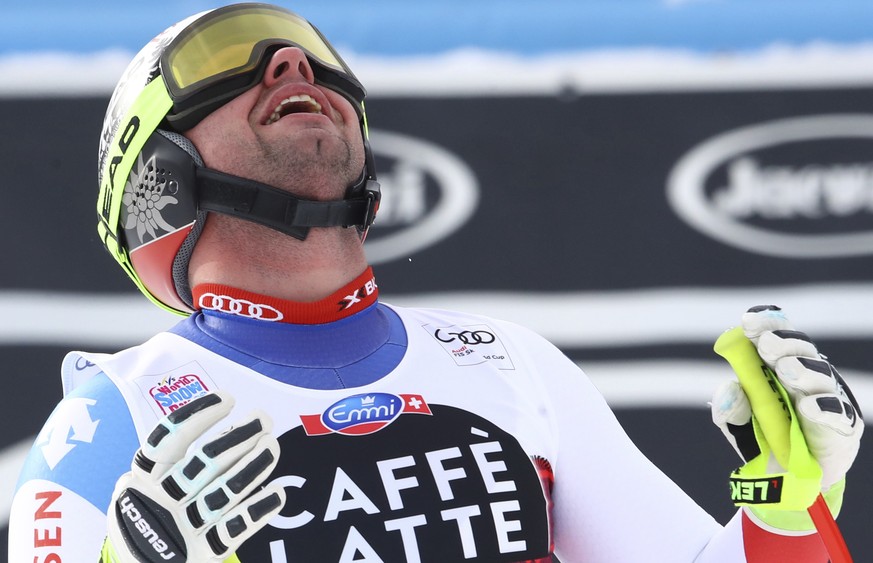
183 46 366 201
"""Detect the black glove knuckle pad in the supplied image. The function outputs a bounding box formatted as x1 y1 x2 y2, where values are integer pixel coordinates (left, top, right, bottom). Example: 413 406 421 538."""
816 396 844 415
205 488 231 511
167 393 224 426
134 451 157 474
228 449 275 494
771 329 812 344
146 424 171 448
226 515 248 538
183 456 206 480
205 526 228 556
832 368 864 421
796 357 835 378
161 475 187 502
747 304 781 313
248 492 283 522
186 502 205 528
202 419 263 459
844 402 858 424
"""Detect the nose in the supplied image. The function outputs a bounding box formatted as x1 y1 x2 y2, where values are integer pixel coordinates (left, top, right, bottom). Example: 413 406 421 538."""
262 46 316 87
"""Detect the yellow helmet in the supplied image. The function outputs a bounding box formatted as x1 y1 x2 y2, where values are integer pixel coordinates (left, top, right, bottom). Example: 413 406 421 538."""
96 3 379 315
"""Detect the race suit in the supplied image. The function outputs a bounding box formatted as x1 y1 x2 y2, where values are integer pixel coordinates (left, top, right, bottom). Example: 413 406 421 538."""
9 275 829 562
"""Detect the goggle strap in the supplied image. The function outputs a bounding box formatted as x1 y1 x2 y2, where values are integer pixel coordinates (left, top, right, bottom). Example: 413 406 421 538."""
196 167 380 241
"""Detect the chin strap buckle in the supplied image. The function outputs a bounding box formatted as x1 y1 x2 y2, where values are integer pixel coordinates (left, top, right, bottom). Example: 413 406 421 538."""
360 180 381 228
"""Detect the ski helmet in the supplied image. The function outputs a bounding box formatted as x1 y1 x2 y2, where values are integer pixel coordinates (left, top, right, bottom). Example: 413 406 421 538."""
97 3 380 315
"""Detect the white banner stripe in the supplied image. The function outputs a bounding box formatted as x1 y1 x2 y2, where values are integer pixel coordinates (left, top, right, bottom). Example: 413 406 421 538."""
5 44 873 98
3 283 873 347
583 361 873 414
388 283 873 346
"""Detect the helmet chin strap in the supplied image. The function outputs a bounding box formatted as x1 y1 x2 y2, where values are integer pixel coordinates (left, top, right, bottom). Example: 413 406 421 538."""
196 166 380 240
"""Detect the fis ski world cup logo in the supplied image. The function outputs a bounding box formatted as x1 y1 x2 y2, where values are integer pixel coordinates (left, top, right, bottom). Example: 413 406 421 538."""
149 374 210 414
300 393 432 436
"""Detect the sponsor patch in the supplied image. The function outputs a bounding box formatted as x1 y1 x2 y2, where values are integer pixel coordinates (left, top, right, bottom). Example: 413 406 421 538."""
425 323 515 370
300 393 432 436
135 362 216 416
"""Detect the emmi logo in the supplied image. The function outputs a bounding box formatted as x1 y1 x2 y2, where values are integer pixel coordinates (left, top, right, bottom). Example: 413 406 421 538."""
300 393 432 436
326 393 398 430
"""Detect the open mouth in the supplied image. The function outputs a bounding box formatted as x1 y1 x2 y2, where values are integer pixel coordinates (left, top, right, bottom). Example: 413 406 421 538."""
265 94 323 124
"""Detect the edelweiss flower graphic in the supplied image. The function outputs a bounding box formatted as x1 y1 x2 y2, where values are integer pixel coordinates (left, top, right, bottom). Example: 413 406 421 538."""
122 153 179 243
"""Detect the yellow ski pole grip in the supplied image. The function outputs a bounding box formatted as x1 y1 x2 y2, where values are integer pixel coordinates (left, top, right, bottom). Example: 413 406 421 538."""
714 326 854 563
714 327 791 467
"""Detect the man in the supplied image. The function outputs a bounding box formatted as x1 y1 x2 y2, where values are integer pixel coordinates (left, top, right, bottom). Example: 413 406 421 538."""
8 3 864 562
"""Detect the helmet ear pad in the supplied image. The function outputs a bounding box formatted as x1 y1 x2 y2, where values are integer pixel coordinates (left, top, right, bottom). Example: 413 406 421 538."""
119 129 207 312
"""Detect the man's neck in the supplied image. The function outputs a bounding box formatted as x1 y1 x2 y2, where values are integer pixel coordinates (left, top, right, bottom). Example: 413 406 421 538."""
187 214 370 302
192 266 378 324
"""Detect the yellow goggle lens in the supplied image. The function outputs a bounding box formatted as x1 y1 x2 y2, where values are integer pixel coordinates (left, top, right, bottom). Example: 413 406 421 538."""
166 7 346 92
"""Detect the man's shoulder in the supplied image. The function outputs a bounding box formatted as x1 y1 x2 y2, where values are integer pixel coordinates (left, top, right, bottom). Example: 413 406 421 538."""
385 302 508 325
384 302 564 371
60 331 191 395
385 302 545 341
15 371 139 512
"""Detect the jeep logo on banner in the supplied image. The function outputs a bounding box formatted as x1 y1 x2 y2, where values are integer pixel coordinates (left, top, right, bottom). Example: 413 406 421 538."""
365 129 479 264
666 114 873 258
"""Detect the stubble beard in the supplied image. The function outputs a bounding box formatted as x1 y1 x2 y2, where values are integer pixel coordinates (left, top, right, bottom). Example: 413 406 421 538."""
252 129 361 200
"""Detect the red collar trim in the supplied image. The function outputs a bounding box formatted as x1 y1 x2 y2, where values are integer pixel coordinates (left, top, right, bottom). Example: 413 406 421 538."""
192 267 378 325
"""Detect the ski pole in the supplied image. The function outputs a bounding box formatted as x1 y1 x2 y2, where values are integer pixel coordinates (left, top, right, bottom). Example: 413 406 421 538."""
714 327 852 563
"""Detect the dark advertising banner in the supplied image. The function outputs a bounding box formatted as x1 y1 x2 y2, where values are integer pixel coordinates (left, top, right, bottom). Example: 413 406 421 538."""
2 87 872 556
367 89 873 292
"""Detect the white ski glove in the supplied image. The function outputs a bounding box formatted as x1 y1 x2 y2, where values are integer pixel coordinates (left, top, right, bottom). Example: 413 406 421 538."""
100 391 285 562
712 305 864 529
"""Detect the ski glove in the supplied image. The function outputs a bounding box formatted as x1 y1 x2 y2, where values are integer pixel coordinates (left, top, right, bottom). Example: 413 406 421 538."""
711 305 864 530
100 391 285 562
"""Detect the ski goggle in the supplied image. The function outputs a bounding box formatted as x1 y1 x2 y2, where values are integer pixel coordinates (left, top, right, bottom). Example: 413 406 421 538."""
159 3 366 130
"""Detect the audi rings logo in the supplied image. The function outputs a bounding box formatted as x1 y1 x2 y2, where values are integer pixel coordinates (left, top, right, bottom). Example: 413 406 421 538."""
426 323 515 370
365 130 479 263
198 293 284 322
434 328 496 345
